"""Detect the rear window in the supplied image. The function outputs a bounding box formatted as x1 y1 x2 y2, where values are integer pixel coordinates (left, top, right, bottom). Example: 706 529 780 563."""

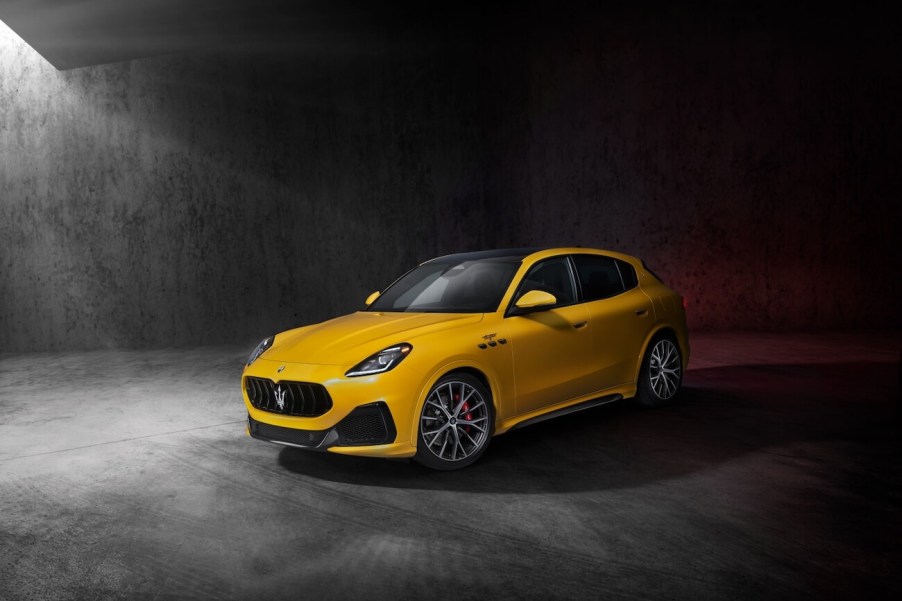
572 254 625 301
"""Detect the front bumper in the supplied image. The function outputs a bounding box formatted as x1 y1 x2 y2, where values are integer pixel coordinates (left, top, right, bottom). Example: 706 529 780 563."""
247 401 396 450
242 358 420 458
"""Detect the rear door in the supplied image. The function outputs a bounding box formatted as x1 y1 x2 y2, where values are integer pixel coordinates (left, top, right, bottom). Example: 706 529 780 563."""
571 254 653 389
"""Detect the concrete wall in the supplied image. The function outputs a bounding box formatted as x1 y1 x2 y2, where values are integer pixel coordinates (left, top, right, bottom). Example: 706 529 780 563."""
2 5 899 352
1 21 502 351
482 5 901 330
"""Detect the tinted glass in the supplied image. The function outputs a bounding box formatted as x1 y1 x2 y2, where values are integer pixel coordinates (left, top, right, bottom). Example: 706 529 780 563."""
514 257 576 306
368 259 519 313
573 254 625 301
615 259 638 290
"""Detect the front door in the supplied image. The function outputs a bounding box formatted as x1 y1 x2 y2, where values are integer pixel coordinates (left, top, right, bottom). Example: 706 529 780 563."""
505 257 596 416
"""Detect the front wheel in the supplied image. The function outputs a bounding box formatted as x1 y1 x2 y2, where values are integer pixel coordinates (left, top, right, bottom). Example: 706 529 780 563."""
635 337 683 408
413 373 493 470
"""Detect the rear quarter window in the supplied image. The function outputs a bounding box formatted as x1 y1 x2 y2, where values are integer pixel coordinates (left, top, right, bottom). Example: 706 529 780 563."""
572 254 626 301
615 259 638 290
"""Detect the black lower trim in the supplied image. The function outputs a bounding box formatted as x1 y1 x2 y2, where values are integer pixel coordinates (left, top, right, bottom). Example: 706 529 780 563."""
507 394 623 431
248 401 397 451
248 416 333 449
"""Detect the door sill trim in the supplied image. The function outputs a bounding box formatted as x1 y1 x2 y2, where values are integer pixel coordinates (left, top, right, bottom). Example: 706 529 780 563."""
508 394 624 432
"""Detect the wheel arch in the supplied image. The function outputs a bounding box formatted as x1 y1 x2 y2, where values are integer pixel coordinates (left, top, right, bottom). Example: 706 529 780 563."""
441 366 492 398
633 325 683 383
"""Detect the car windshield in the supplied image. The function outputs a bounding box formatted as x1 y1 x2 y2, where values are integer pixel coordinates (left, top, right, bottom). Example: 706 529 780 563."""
368 259 520 313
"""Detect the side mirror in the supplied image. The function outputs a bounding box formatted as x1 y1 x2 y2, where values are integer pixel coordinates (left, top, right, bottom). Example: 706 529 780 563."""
513 290 557 312
365 291 381 306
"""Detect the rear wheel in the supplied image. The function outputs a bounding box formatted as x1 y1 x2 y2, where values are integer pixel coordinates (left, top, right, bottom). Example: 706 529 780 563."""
635 336 683 407
413 373 493 470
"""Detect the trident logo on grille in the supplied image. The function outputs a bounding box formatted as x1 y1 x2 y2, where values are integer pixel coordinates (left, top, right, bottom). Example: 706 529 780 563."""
274 385 287 411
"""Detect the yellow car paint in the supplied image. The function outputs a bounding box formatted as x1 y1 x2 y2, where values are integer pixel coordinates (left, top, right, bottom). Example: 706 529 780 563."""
241 247 689 463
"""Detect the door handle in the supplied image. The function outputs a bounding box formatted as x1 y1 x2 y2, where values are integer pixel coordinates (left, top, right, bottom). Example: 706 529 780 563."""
572 321 588 329
635 309 648 316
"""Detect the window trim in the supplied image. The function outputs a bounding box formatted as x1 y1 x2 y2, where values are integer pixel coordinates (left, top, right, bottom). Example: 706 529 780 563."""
613 260 627 290
615 259 639 292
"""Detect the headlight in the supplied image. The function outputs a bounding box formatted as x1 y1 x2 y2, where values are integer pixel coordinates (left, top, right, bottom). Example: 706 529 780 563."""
247 336 274 366
345 343 412 377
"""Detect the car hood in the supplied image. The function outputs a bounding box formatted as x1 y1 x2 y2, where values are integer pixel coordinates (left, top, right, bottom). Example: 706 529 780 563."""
264 311 484 366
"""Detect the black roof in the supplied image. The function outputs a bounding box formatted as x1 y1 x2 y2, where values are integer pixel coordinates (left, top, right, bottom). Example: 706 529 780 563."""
423 247 549 264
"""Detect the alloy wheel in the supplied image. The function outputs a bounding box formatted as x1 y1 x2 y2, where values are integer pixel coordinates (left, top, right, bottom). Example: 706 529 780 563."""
420 380 490 462
649 339 681 399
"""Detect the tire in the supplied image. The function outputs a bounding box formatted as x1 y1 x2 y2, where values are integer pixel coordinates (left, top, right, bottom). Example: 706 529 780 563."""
635 335 683 408
413 373 494 470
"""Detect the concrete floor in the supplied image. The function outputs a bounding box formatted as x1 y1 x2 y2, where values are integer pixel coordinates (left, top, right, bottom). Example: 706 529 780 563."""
1 331 900 600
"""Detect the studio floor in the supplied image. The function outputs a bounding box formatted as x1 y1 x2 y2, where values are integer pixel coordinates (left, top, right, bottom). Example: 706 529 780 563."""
1 331 900 600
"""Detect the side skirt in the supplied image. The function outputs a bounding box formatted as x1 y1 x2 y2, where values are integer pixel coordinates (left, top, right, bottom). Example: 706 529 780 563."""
506 394 623 432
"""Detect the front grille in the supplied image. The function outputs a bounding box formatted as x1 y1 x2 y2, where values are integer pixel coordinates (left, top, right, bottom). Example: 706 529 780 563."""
245 377 332 417
248 416 330 447
336 402 397 446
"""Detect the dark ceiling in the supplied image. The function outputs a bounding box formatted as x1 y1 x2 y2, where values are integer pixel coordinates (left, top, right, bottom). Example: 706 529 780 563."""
0 0 444 70
6 2 892 72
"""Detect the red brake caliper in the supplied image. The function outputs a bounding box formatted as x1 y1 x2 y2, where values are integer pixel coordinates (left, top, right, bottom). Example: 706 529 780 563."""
452 392 473 433
461 400 472 433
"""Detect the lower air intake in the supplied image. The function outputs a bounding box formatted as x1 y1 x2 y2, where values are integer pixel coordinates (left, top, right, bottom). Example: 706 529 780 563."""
248 416 330 448
336 402 397 446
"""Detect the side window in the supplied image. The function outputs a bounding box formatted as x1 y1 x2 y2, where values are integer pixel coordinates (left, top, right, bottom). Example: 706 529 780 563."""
615 259 638 290
572 254 626 301
514 257 576 307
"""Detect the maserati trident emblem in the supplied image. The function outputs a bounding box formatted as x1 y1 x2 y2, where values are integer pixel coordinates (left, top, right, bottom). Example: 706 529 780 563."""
274 385 287 411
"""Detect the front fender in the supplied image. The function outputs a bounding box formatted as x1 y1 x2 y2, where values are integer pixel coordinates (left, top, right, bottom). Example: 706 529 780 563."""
403 358 504 448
